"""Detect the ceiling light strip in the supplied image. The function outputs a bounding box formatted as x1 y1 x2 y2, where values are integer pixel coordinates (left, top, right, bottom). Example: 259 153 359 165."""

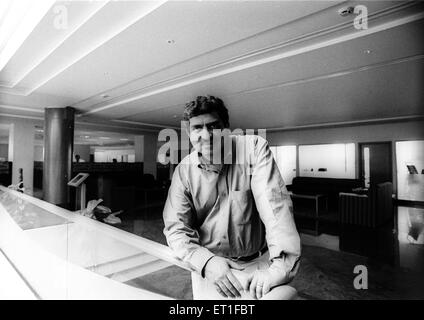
0 85 27 95
0 0 30 55
112 119 179 130
0 0 56 73
4 0 111 88
25 0 167 96
0 1 14 46
227 54 424 96
0 113 44 121
74 121 159 133
0 112 159 133
0 104 44 113
266 115 424 132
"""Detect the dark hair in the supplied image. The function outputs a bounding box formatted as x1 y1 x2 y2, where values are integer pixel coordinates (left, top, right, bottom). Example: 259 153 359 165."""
183 95 229 127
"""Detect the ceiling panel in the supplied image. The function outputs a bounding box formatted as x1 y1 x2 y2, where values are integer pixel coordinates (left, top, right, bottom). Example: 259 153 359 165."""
123 56 424 129
93 18 424 122
0 0 423 132
0 0 107 87
34 1 338 99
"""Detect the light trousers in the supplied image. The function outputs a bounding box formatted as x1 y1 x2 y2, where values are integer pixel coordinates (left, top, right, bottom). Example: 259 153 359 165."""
191 252 297 300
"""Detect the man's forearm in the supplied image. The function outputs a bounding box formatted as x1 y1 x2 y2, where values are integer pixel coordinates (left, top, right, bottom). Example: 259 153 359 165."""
269 255 300 285
166 231 216 275
188 246 216 275
201 255 216 277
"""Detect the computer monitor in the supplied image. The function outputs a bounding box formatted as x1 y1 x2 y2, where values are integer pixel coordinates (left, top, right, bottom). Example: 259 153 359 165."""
406 165 418 174
68 173 89 187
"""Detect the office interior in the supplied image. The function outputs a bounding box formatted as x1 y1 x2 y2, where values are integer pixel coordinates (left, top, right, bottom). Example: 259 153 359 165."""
0 0 424 300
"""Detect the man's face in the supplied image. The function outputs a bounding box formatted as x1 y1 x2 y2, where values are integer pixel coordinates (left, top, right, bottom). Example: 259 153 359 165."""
188 112 225 161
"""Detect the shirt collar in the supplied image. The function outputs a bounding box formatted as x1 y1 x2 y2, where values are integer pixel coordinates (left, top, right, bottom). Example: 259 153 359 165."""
196 136 235 173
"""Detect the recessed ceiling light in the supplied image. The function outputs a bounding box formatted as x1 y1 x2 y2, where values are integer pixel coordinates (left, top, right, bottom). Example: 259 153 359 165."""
82 135 90 139
338 6 354 17
364 49 372 54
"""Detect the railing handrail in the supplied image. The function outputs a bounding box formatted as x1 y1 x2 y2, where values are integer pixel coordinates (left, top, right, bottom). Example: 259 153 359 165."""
0 186 190 299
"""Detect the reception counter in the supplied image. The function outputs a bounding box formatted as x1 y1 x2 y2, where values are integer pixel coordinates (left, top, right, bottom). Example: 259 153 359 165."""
0 185 190 300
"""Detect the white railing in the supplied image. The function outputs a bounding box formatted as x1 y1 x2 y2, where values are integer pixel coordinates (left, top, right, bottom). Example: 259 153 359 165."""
0 185 190 300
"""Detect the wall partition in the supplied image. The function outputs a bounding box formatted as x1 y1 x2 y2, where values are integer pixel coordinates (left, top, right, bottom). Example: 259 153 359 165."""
396 140 424 202
299 143 355 179
270 145 296 185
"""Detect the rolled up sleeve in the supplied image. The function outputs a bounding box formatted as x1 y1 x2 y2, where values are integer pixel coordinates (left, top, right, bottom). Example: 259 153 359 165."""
250 136 301 283
163 166 215 275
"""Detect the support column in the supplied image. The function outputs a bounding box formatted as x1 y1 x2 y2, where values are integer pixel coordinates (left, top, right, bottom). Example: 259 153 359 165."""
134 135 144 163
43 107 75 207
134 133 157 178
9 122 35 193
144 133 157 178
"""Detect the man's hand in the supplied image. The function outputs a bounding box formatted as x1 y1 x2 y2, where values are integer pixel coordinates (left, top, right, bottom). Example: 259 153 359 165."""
204 256 245 298
247 262 287 299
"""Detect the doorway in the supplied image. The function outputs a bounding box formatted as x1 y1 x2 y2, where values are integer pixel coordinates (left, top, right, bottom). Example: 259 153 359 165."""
359 142 392 187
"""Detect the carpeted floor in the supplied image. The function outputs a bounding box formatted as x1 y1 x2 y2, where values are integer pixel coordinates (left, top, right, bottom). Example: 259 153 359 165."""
291 245 424 300
116 213 424 300
126 265 193 300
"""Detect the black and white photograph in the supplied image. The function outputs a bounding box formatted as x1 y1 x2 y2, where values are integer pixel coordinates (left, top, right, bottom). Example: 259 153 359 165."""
0 0 423 306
